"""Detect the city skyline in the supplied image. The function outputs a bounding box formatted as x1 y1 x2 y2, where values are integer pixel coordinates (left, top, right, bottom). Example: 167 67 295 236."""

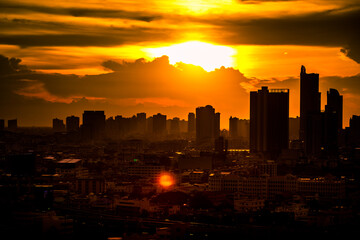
2 1 360 239
1 0 360 128
0 63 355 130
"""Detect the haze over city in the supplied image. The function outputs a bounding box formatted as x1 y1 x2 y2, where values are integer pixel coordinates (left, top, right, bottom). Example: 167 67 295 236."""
1 0 360 128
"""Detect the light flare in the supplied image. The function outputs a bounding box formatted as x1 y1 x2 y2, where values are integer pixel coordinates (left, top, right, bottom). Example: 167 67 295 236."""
159 173 175 188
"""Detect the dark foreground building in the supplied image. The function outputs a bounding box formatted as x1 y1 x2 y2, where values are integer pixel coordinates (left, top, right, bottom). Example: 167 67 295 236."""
250 86 289 159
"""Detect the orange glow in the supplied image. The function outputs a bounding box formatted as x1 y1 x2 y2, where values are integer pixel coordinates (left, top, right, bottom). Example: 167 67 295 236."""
159 173 174 188
145 41 236 71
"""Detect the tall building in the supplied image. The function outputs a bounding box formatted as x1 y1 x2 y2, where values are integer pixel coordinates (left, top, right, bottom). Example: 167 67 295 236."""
152 113 167 137
82 111 105 141
250 86 289 159
188 112 195 134
229 116 239 138
8 119 17 131
136 112 146 134
53 118 65 132
349 115 360 147
66 115 80 132
170 117 180 135
321 88 343 156
326 88 343 131
300 65 321 141
196 105 220 145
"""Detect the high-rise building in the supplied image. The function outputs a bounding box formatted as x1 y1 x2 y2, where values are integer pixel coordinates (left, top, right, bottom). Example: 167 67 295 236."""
152 113 167 137
239 119 250 147
170 117 180 135
229 116 239 138
300 65 321 141
322 88 343 156
349 115 360 147
250 86 289 159
66 115 80 132
188 112 195 134
326 88 343 131
136 112 146 134
8 119 17 131
196 105 220 145
53 118 65 132
82 111 105 141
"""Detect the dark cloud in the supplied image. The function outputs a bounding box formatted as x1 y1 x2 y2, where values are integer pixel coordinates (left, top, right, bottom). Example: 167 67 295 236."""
0 27 174 48
0 55 252 126
0 1 161 22
0 55 29 75
341 42 360 64
191 6 360 63
1 2 359 63
1 54 359 126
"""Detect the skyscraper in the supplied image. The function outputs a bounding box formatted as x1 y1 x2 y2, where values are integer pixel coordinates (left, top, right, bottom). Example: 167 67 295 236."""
196 105 220 146
82 111 105 141
229 116 239 138
326 88 343 131
322 88 343 156
188 112 195 134
152 113 167 137
8 119 17 131
170 117 180 135
136 112 146 134
53 118 65 132
300 65 321 141
250 86 289 159
66 115 80 132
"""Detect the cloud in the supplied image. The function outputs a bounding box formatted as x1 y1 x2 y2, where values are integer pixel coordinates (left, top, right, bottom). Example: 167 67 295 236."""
1 2 359 63
0 55 29 74
0 54 252 126
0 25 174 47
0 1 161 22
189 5 360 63
1 54 359 127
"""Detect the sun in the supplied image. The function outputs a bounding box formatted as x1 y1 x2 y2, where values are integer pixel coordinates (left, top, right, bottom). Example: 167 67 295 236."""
145 41 236 72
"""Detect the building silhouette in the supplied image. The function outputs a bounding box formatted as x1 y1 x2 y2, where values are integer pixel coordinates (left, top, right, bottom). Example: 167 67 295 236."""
53 118 65 132
170 117 180 136
188 112 195 134
136 112 147 135
229 116 239 138
326 88 343 131
66 115 80 132
321 88 343 156
82 111 105 141
299 66 322 157
0 119 4 131
250 86 289 159
152 113 167 137
8 119 17 131
348 115 360 147
196 105 220 146
300 65 321 141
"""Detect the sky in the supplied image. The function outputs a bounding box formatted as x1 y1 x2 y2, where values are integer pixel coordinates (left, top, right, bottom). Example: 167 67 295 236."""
0 0 359 128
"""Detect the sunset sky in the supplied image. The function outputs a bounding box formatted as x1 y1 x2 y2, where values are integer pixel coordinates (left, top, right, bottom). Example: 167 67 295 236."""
1 0 359 128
